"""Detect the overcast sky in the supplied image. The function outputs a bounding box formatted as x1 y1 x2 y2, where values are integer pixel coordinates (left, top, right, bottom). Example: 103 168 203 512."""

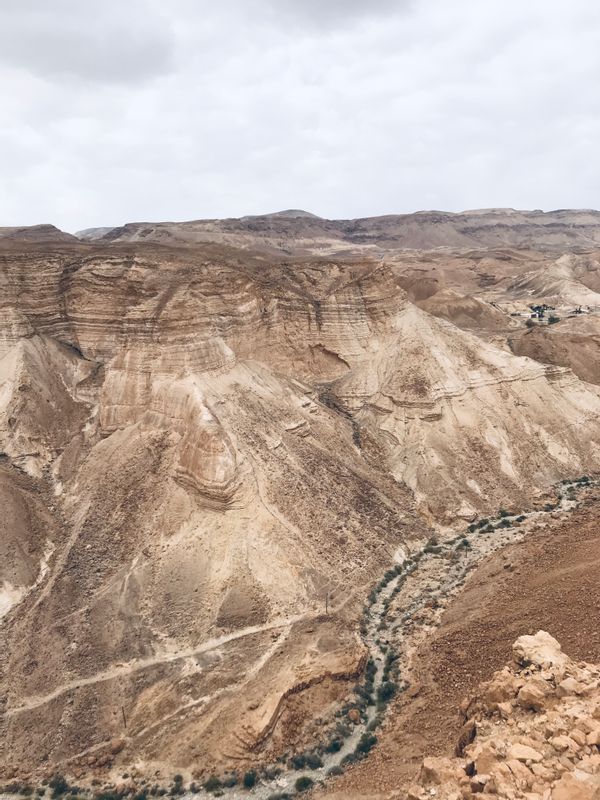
1 0 599 231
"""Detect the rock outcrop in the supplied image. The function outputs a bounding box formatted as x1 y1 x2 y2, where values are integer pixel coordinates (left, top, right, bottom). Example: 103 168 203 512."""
410 631 600 799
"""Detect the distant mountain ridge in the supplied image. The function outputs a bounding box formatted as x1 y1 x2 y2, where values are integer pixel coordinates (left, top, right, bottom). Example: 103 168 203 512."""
70 208 600 253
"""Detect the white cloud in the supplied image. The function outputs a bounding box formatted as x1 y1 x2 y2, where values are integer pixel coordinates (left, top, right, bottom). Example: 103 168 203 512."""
0 0 599 230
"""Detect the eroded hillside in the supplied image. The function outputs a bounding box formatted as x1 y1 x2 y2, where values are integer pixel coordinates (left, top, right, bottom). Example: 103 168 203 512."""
2 215 600 785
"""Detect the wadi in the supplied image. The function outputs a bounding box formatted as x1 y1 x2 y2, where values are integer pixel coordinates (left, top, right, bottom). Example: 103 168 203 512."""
2 209 600 799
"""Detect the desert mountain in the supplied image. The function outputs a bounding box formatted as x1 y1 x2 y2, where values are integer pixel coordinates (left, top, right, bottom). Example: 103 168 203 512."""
91 208 600 254
0 225 78 244
2 213 600 787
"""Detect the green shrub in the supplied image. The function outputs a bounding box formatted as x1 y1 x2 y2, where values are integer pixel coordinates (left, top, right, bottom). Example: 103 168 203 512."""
203 776 222 792
304 752 323 770
327 766 343 777
49 777 70 799
294 776 314 792
377 681 397 703
290 754 306 770
354 685 373 704
242 770 257 789
356 732 377 755
325 738 343 753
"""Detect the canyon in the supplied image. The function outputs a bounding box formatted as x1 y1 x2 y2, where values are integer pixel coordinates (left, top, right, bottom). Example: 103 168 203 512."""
2 209 600 797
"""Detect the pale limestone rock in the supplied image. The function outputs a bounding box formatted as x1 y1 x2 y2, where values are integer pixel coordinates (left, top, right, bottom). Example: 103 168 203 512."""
558 677 586 697
415 634 600 800
508 743 544 763
551 772 600 799
513 631 568 671
551 735 579 752
518 678 554 711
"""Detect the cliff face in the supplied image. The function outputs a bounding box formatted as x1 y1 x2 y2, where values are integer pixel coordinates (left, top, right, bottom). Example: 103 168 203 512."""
2 227 600 778
0 244 425 776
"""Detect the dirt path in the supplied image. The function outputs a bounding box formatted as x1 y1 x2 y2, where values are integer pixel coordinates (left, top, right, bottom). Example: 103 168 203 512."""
3 615 304 718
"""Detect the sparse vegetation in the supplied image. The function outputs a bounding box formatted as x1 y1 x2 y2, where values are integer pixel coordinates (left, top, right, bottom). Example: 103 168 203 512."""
377 680 397 703
48 776 70 799
294 776 314 792
203 776 222 793
356 732 377 755
325 737 343 753
242 771 257 789
304 752 323 770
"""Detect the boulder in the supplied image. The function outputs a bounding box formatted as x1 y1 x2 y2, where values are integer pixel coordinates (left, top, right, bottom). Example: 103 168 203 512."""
518 678 554 711
513 631 568 670
552 772 600 799
508 743 544 763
